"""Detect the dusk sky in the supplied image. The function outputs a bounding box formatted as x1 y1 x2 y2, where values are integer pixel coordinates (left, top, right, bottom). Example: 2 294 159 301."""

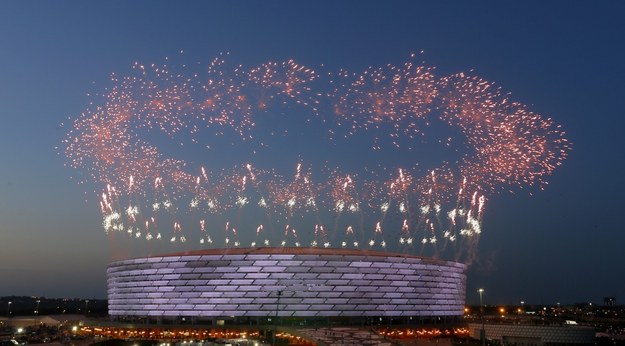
1 1 624 306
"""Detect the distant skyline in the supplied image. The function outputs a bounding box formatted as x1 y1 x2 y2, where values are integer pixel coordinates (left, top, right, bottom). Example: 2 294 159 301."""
1 1 624 305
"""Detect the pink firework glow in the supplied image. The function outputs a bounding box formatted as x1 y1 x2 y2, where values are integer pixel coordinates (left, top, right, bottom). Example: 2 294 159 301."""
63 53 570 263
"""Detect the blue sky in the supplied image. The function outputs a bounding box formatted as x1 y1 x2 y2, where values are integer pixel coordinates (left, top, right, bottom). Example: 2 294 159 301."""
0 1 624 305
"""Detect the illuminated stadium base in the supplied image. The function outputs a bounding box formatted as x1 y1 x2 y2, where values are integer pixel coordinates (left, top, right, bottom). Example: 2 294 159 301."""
107 247 467 320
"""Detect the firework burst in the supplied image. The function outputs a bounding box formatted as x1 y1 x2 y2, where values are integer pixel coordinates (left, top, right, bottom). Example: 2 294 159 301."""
63 53 570 263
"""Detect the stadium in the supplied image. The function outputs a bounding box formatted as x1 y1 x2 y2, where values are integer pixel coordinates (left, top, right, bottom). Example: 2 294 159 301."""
107 247 467 323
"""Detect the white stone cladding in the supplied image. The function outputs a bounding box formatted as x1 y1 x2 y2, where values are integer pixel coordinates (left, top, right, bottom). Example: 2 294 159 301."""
107 247 466 318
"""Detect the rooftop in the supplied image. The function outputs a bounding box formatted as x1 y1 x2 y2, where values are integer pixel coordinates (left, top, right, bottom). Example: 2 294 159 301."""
144 246 464 265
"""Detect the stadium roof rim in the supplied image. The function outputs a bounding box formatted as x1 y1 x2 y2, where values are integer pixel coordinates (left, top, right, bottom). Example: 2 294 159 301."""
119 247 466 265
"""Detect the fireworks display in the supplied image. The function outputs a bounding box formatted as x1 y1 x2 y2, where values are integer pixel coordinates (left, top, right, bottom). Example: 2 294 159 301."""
63 53 570 262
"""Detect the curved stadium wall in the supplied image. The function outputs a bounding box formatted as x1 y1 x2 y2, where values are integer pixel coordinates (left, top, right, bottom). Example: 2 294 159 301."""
107 247 467 318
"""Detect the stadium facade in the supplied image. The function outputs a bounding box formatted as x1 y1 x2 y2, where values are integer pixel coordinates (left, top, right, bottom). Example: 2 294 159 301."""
107 247 466 322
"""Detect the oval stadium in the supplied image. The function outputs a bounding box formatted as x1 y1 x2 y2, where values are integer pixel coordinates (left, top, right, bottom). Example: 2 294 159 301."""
107 247 467 322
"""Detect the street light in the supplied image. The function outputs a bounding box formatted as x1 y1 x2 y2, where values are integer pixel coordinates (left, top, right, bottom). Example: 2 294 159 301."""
477 289 485 346
36 299 41 316
272 291 282 346
85 300 89 317
7 301 11 318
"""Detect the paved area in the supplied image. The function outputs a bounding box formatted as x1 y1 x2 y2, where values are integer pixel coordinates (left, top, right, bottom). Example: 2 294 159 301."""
396 339 453 346
297 327 393 346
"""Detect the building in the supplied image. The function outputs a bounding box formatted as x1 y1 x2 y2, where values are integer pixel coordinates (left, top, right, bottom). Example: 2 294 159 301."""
107 247 466 323
604 296 616 307
0 314 84 328
467 322 595 345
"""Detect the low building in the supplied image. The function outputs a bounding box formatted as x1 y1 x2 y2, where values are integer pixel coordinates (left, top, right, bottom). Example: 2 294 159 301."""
0 315 85 328
467 322 595 345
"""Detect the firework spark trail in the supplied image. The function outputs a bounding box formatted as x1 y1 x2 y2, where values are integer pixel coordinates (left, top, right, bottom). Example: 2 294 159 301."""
63 54 570 263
